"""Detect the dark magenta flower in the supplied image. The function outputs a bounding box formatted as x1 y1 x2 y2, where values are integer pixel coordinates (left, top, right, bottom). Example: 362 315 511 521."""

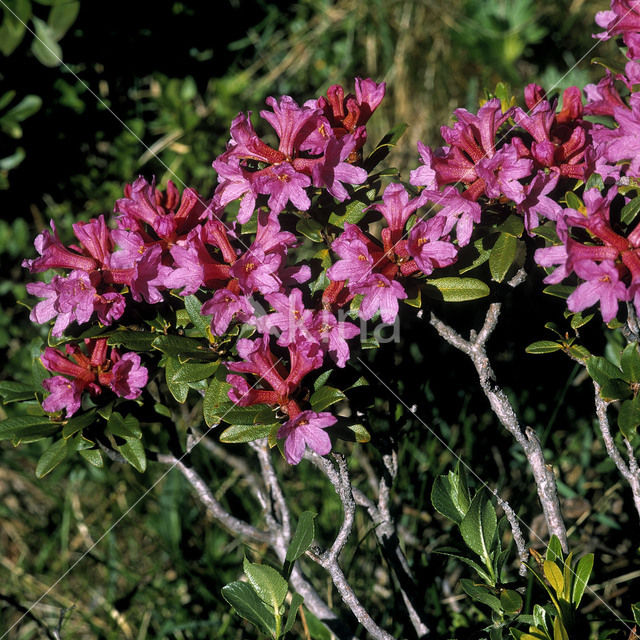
110 352 149 399
202 289 254 336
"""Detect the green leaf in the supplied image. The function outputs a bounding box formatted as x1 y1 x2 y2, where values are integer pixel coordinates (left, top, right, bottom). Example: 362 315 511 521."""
500 589 523 615
489 232 517 283
434 549 493 584
0 380 37 403
5 95 42 122
552 616 569 640
62 409 97 438
460 579 502 613
35 438 69 477
618 396 640 439
364 122 408 172
621 196 640 226
585 173 605 191
31 17 63 66
328 194 372 228
620 343 640 383
572 553 593 607
564 191 583 211
424 277 490 302
543 285 575 299
631 602 640 626
348 423 370 443
0 146 26 170
171 361 219 383
296 217 324 242
203 371 232 426
221 581 275 636
79 448 103 467
432 475 467 524
152 334 208 356
283 593 304 635
497 214 524 238
546 535 563 563
107 330 156 351
243 557 288 609
309 385 345 412
0 415 58 441
285 511 316 566
219 423 277 444
460 492 497 562
567 345 591 361
118 437 146 472
107 412 141 439
543 560 564 597
586 356 624 387
313 369 333 391
184 295 212 337
526 341 562 354
599 378 632 401
48 1 80 40
165 357 189 403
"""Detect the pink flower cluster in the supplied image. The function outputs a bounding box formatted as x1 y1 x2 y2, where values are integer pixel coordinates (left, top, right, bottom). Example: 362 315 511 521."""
40 338 148 418
25 79 388 464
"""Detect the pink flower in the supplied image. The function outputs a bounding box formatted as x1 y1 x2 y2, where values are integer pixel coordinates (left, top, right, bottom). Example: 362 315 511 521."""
42 376 84 417
311 310 360 368
407 217 458 276
567 260 628 322
351 273 407 324
202 289 254 336
277 410 336 464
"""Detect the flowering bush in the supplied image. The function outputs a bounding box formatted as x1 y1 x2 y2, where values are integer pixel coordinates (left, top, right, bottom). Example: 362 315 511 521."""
3 1 640 637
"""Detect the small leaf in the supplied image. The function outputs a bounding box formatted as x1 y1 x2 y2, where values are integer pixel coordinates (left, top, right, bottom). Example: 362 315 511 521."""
165 357 189 403
432 475 466 524
460 492 497 560
424 277 490 302
285 511 316 566
309 386 345 411
631 602 640 626
221 581 275 636
31 17 63 67
79 448 103 467
620 342 640 383
348 423 370 443
543 560 564 597
497 214 524 237
107 412 141 439
107 330 156 351
152 334 208 356
621 196 640 226
500 590 523 615
489 232 517 283
203 371 232 426
5 95 42 122
543 285 575 299
35 438 69 477
283 593 304 635
313 369 333 391
572 553 593 607
48 1 80 40
171 361 219 383
564 191 583 211
0 415 58 441
586 356 624 387
585 173 605 191
552 616 569 640
243 557 288 609
526 341 562 354
0 380 37 403
118 437 146 472
618 396 640 439
546 535 564 563
184 295 211 337
62 410 97 438
219 423 277 444
460 579 502 613
296 217 324 242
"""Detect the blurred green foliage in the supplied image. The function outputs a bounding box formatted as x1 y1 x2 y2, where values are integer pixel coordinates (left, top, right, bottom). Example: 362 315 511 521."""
0 0 638 638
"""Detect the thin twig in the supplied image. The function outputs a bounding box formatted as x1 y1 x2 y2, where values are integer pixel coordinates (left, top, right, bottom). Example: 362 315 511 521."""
430 304 568 552
491 490 529 577
593 384 640 520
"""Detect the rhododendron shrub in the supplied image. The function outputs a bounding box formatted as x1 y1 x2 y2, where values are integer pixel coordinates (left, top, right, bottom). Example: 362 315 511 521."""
4 2 640 637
